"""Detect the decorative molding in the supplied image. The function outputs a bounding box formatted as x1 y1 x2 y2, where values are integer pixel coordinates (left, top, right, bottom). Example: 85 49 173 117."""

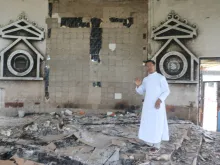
109 17 133 28
152 11 197 40
159 51 188 79
0 12 44 31
1 19 44 40
151 11 199 83
7 50 34 76
0 13 45 80
0 77 43 81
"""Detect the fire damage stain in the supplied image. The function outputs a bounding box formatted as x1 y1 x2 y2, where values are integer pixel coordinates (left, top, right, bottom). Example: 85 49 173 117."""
0 149 17 160
48 3 53 18
54 135 78 148
93 81 101 87
44 65 50 100
48 28 51 38
60 17 102 62
61 17 90 28
90 18 102 63
109 17 133 28
5 102 23 108
19 134 48 145
114 101 129 110
16 148 84 165
0 135 83 164
63 102 78 108
48 2 52 39
166 105 175 112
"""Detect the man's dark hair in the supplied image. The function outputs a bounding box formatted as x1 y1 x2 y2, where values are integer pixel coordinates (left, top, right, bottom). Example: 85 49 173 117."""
144 60 156 65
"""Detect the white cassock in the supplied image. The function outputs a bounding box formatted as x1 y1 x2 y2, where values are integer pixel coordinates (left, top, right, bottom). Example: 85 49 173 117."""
136 72 170 144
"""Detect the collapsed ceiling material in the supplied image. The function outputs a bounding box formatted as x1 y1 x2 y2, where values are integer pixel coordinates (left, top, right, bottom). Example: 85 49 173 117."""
0 111 219 165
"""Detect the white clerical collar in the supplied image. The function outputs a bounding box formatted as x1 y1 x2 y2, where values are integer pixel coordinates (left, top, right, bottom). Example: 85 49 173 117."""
148 72 157 76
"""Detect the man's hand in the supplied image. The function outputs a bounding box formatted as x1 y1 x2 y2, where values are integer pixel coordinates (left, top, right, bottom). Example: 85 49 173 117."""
135 78 142 87
155 99 162 109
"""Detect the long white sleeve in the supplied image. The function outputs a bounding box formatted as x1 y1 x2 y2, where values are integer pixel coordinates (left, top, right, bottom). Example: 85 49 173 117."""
136 80 146 95
159 76 170 102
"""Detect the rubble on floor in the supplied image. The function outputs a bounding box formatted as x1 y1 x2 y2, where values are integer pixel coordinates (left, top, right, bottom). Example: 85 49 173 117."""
0 110 219 165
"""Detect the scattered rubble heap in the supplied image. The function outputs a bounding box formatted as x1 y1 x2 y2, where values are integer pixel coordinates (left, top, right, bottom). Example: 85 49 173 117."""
0 110 219 165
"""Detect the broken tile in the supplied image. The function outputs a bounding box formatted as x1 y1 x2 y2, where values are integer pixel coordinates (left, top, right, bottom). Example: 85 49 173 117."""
39 134 73 142
0 113 220 165
70 127 116 149
1 129 12 136
64 109 73 116
105 148 120 163
112 139 126 147
43 121 50 127
0 160 15 165
45 142 56 151
13 157 44 165
88 147 117 165
25 123 38 132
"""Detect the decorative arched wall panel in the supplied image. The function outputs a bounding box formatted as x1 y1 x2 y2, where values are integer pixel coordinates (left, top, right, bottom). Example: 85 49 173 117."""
151 11 198 83
0 13 45 80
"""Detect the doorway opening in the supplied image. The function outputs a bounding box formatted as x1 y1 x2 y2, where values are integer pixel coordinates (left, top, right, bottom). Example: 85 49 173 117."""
199 58 220 132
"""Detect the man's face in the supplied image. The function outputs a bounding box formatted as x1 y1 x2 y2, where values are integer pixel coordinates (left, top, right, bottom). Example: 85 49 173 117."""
146 62 155 74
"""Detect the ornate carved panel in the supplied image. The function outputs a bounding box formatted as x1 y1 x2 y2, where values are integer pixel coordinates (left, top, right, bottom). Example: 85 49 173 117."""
151 11 199 83
0 13 45 80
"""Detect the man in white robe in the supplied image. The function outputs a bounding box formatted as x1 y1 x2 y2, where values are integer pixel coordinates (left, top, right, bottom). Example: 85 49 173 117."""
135 60 170 153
